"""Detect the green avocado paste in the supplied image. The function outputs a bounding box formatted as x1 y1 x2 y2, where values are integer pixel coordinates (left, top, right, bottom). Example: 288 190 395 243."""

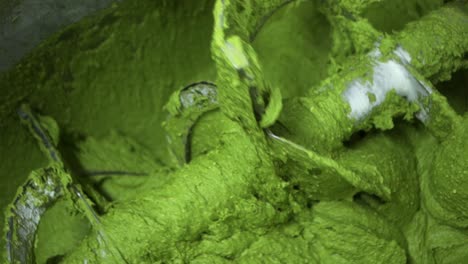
1 0 467 263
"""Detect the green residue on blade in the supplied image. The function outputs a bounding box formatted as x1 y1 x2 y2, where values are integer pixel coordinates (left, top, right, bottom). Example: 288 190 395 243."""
163 82 219 165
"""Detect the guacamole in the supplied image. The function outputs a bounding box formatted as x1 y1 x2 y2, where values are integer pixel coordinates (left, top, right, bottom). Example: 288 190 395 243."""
1 0 467 263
